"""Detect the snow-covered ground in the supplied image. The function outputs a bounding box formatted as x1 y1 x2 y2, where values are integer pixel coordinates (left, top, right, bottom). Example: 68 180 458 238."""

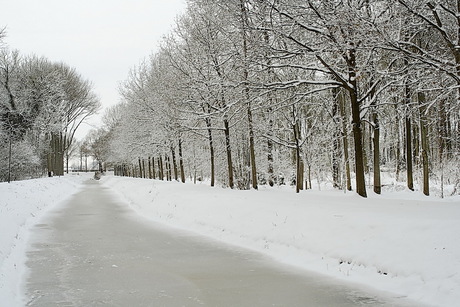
103 176 460 307
0 173 89 307
1 173 459 306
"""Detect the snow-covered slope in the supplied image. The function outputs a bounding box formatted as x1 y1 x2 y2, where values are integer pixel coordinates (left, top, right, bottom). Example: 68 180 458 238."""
103 176 460 307
0 173 89 306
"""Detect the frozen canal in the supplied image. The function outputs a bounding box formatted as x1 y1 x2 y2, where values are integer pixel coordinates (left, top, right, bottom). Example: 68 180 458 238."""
25 180 417 306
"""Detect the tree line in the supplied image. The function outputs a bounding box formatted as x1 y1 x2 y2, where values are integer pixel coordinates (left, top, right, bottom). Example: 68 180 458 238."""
61 1 460 197
0 29 100 182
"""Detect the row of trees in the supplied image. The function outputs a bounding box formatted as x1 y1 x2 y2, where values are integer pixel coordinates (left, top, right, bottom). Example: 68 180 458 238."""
96 0 459 197
0 30 100 182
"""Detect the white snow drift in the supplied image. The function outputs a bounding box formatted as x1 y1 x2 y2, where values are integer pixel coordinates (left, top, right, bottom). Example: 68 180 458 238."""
1 173 459 307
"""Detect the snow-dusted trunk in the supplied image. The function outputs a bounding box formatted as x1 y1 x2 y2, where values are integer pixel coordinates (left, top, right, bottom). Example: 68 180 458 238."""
263 30 275 187
178 138 185 183
292 110 303 193
404 81 414 191
331 87 341 189
171 145 178 181
339 90 352 191
165 154 172 181
372 110 381 195
148 157 152 179
152 157 156 179
418 92 429 196
158 156 164 180
224 118 234 189
349 90 366 197
205 115 215 187
369 80 381 195
347 48 367 198
240 0 258 190
138 158 142 178
267 113 275 187
142 159 146 178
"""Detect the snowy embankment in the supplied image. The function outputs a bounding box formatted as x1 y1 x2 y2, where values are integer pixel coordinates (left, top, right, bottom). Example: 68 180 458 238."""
103 176 460 307
0 173 89 307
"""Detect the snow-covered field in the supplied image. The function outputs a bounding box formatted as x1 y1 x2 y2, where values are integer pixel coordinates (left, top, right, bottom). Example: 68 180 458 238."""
1 173 459 306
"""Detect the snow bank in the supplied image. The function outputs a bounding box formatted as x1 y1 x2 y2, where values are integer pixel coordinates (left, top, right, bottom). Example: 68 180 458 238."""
0 173 89 307
103 176 460 307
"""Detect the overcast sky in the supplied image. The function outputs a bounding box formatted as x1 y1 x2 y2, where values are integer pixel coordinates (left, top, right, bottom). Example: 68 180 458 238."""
0 0 186 139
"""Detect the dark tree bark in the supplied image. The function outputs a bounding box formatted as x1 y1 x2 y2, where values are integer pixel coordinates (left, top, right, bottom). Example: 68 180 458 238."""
224 118 234 189
347 47 367 197
148 157 152 179
138 158 142 179
204 105 215 187
293 114 303 193
405 81 414 191
178 138 186 183
372 111 381 194
171 145 178 181
418 92 430 196
158 156 164 180
370 79 381 195
166 154 172 181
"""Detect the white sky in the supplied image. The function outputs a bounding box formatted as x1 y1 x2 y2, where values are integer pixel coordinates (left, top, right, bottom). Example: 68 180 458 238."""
0 0 186 139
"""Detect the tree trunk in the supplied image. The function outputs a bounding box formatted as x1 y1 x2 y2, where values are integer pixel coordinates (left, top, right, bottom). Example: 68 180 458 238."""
369 78 381 195
332 87 341 189
346 46 367 197
47 136 53 177
8 136 12 183
64 134 69 174
394 102 402 181
349 89 367 197
267 110 274 187
224 118 234 189
293 119 302 193
339 91 352 191
166 154 172 181
240 0 258 190
264 29 275 187
171 145 178 181
56 133 64 176
205 116 215 187
405 82 414 191
418 92 430 196
298 160 304 191
248 106 258 190
372 111 381 194
148 157 152 179
438 99 448 162
158 156 164 180
178 138 186 183
49 132 64 177
66 153 70 174
142 159 146 178
138 158 142 178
